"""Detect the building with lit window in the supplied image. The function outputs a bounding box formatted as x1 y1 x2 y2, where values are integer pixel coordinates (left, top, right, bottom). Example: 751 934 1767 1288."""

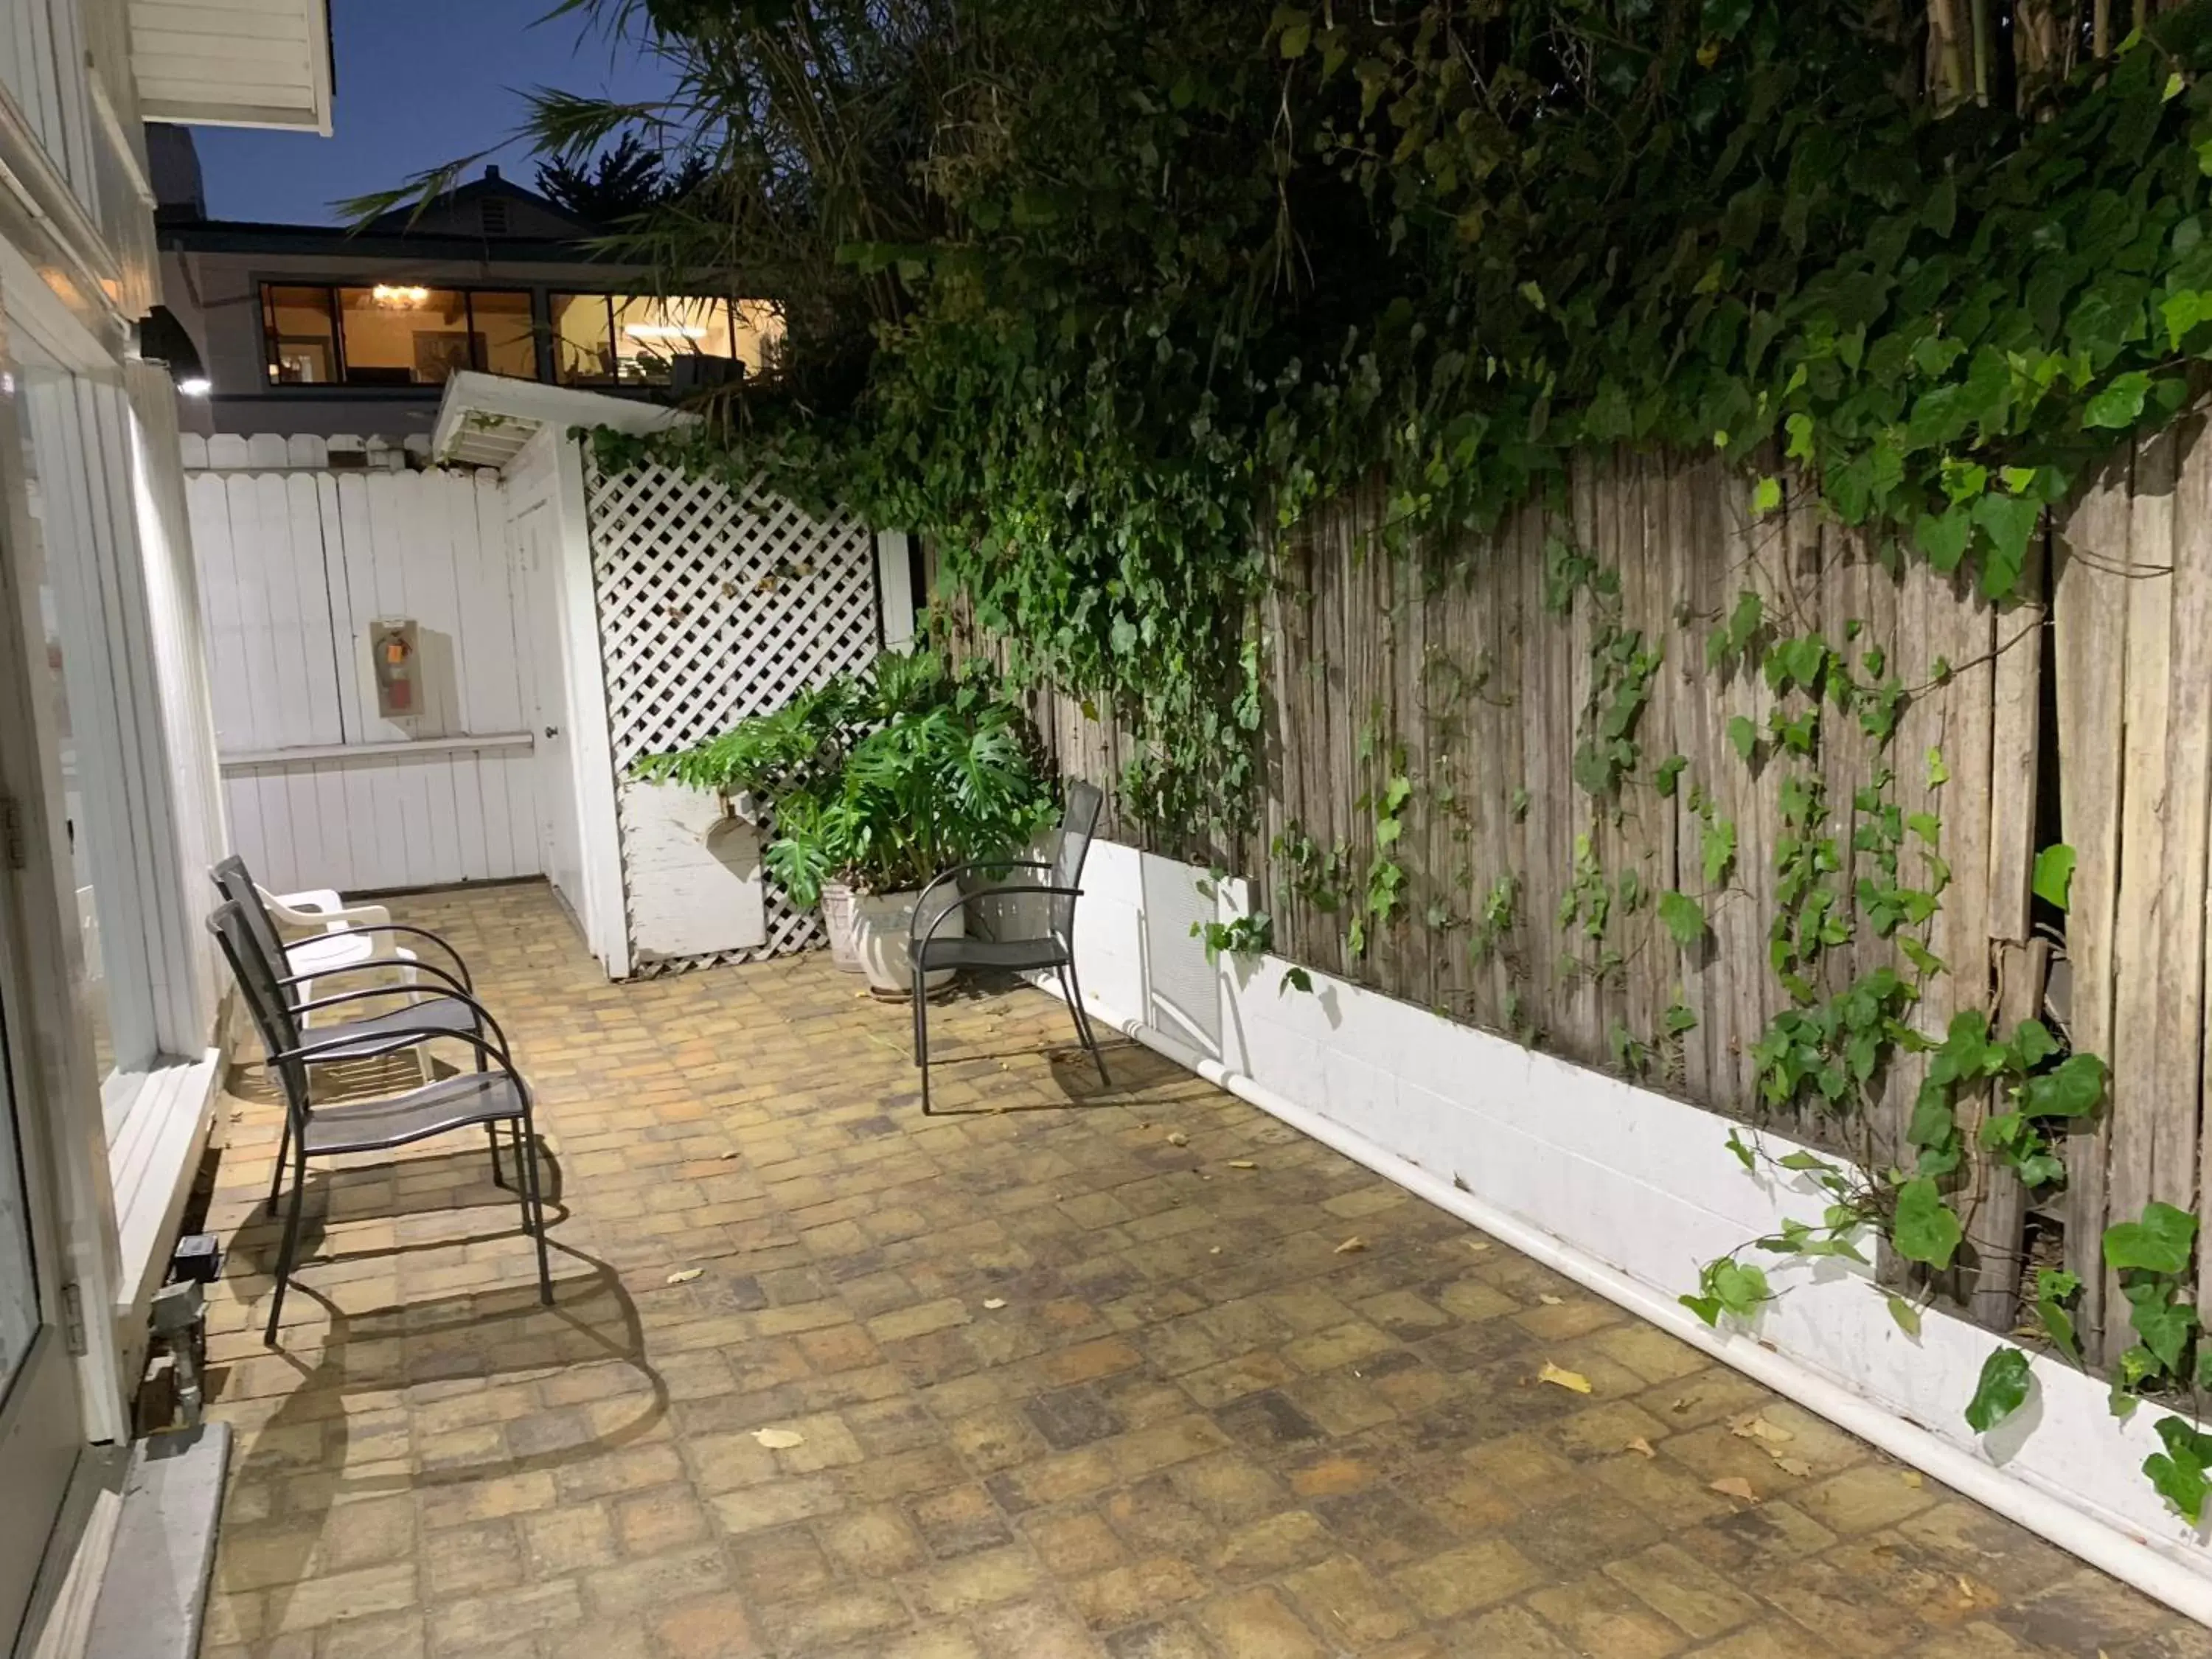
153 131 781 439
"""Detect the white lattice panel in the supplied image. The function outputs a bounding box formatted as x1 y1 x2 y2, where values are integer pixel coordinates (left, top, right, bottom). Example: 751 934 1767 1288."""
587 458 880 975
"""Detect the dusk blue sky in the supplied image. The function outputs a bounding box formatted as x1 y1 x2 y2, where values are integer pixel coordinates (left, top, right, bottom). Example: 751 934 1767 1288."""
192 0 678 224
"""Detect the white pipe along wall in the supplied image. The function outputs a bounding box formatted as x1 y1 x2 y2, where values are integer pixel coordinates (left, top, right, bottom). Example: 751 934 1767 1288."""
1027 838 2212 1627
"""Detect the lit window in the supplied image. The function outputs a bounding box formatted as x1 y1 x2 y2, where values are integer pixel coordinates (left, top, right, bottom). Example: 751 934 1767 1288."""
335 286 473 386
470 291 538 380
262 285 338 384
552 293 785 387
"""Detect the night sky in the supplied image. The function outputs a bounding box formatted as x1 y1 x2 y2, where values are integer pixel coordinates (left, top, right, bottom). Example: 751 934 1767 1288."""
191 0 678 225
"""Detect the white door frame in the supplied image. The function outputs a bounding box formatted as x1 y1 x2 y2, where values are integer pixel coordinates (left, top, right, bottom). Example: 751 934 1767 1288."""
0 283 125 1652
0 240 150 1445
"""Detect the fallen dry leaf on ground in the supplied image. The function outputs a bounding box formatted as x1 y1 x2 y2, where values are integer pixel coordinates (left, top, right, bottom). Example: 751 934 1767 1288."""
1709 1476 1759 1503
664 1268 703 1286
982 1298 1006 1310
752 1427 804 1450
1166 1130 1189 1146
1466 1241 1493 1253
1334 1236 1368 1255
1537 1363 1593 1394
1901 1470 1925 1489
1731 1416 1795 1444
1624 1437 1656 1458
1226 1160 1257 1169
1537 1293 1565 1306
1773 1456 1814 1478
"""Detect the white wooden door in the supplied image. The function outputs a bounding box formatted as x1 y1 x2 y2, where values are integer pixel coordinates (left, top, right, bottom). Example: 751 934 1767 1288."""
516 503 582 917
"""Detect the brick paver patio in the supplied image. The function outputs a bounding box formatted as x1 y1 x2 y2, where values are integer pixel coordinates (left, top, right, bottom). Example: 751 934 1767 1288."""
195 881 2211 1659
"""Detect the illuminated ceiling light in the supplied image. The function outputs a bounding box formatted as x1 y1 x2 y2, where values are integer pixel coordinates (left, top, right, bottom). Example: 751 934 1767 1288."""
372 284 431 307
623 322 709 341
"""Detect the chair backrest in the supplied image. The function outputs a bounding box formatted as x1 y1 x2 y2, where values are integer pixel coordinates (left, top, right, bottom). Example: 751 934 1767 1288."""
209 856 298 1007
206 900 310 1124
1048 780 1104 950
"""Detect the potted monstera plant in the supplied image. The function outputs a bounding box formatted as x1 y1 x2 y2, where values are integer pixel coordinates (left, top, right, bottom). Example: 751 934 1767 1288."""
640 651 1056 995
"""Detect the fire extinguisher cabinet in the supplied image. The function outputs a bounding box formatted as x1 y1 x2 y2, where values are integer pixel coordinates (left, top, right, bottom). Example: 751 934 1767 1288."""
370 618 420 719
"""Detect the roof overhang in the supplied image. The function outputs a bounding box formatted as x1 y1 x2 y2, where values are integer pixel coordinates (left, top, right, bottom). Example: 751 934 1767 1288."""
130 0 335 135
432 371 695 471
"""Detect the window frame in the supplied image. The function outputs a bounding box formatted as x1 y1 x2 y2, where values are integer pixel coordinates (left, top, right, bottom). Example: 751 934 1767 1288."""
549 292 744 389
256 282 550 390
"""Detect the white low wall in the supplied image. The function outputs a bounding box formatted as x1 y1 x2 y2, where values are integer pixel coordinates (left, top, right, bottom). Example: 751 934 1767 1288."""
1059 838 2212 1620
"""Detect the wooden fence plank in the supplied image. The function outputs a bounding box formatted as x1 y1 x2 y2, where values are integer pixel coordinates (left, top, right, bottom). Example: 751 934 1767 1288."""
2107 430 2177 1353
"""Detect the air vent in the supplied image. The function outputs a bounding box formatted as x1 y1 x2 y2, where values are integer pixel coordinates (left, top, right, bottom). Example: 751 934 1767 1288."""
481 198 509 235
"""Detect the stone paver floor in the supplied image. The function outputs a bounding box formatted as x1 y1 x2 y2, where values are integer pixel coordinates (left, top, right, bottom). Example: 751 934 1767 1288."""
197 881 2211 1659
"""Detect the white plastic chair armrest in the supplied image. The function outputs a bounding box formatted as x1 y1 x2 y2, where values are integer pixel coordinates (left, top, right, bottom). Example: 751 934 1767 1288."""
261 883 391 933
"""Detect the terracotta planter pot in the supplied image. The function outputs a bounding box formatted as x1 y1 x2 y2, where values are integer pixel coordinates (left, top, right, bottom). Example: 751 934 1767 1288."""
820 879 863 973
851 888 964 997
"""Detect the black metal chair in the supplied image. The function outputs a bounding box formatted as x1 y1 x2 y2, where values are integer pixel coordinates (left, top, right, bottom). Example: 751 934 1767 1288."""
910 779 1112 1114
208 899 552 1344
209 855 524 1203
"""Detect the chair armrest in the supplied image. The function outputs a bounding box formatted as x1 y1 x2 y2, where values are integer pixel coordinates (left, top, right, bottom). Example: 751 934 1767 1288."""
262 884 391 932
279 955 470 1003
911 859 1053 919
916 883 1082 946
288 981 508 1050
294 923 473 992
278 1023 519 1077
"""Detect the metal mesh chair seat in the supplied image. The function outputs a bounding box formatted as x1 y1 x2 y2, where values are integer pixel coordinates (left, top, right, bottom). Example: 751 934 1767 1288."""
297 995 482 1062
302 1071 527 1158
914 934 1074 973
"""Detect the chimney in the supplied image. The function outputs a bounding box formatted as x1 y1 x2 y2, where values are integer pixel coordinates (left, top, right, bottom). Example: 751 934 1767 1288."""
484 164 502 181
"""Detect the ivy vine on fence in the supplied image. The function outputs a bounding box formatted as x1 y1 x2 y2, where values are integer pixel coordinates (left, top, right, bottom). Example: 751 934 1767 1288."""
543 0 2212 1523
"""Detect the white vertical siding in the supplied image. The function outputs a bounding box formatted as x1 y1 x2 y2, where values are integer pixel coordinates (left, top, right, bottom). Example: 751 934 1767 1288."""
185 452 540 896
125 361 225 1039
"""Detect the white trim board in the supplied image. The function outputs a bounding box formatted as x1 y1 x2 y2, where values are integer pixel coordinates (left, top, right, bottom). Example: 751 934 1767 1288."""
104 1050 219 1331
1048 836 2212 1623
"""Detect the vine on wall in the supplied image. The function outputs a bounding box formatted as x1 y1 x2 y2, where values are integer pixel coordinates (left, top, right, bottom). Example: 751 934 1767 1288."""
558 0 2212 1521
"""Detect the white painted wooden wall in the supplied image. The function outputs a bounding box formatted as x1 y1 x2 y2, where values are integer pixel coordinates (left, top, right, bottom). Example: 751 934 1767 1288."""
182 434 539 895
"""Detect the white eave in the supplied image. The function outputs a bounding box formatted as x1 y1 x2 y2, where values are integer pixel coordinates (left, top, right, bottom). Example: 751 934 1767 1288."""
431 371 695 471
130 0 335 134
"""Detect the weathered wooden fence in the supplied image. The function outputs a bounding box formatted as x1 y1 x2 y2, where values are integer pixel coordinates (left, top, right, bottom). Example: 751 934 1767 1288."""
956 430 2209 1360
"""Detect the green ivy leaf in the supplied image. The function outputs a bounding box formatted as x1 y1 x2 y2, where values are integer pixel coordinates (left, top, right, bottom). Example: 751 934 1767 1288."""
1972 492 2042 598
2034 1268 2083 1366
2084 371 2152 429
1892 1177 1963 1270
1883 1291 1922 1338
1658 890 1706 950
1702 819 1737 887
1751 476 1782 516
1727 715 1757 764
1725 1127 1756 1172
1964 1346 2033 1433
2104 1202 2199 1274
2032 844 2076 911
1273 7 1312 56
2145 1415 2212 1522
2020 1053 2107 1120
1915 507 1972 574
2126 1277 2199 1373
1655 754 1687 797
